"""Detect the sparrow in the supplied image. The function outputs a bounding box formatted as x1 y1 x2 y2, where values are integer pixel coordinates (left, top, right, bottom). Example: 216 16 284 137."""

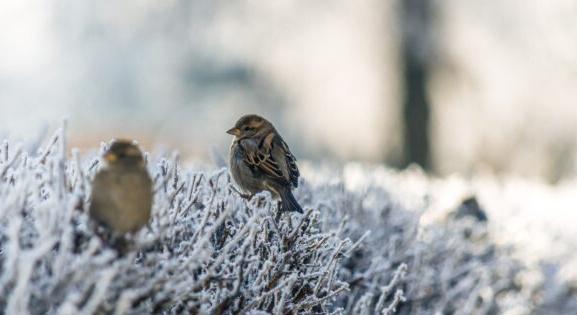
227 114 303 213
89 140 153 240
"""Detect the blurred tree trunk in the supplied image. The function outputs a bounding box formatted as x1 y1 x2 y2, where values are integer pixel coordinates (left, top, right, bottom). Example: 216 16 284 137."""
400 0 435 170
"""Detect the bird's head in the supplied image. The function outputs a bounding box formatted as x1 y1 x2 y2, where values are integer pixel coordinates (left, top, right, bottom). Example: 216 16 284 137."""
227 114 274 139
104 139 145 167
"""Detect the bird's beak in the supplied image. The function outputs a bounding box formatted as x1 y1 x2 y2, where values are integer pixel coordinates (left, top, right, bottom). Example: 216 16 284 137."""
227 127 240 136
104 152 118 163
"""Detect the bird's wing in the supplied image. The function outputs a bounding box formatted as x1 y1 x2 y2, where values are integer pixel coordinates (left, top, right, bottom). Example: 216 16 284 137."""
242 133 299 187
276 137 300 187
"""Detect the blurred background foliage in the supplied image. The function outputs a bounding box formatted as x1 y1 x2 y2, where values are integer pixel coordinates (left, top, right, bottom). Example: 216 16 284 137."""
1 0 577 181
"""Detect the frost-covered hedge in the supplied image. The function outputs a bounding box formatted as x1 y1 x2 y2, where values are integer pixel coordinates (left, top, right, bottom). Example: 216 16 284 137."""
0 128 530 314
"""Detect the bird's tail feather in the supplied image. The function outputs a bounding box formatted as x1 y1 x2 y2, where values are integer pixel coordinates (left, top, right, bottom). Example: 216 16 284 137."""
280 189 303 213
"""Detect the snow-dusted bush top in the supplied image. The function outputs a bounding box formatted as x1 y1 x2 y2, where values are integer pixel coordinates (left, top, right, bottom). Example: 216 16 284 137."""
0 127 529 314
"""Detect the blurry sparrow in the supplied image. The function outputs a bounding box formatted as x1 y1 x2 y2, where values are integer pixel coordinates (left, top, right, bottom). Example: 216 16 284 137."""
89 140 153 238
227 114 303 213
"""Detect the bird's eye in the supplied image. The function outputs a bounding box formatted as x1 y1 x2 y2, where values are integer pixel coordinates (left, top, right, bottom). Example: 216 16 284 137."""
244 126 254 131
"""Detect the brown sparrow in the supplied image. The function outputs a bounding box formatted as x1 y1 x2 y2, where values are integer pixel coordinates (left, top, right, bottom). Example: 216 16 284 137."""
89 140 153 238
227 114 303 213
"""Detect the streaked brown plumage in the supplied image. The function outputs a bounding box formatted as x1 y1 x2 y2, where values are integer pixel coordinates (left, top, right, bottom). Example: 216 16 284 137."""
89 140 153 236
227 114 303 213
